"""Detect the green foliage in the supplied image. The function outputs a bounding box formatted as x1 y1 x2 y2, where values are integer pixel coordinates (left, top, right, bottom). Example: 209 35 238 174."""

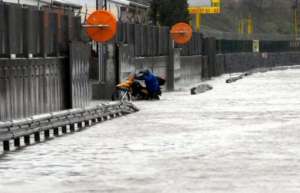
150 0 190 27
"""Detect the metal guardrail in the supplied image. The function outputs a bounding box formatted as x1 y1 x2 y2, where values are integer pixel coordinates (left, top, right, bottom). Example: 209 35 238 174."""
200 27 296 41
0 102 139 154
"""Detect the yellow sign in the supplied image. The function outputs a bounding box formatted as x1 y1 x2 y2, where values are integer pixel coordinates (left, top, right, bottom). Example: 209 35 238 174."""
188 0 221 32
188 6 220 14
211 0 221 7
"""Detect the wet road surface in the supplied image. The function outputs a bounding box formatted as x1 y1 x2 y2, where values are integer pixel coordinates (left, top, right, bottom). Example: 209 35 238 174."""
1 69 300 193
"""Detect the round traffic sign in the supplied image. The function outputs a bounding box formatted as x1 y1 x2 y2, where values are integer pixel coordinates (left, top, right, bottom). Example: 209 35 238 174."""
170 22 193 45
85 10 117 43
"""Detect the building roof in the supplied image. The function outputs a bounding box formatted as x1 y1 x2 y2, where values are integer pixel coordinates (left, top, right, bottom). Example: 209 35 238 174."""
52 0 82 9
2 0 82 8
129 0 151 6
109 0 150 8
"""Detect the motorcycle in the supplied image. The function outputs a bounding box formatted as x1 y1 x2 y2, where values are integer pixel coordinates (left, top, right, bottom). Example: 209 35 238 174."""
111 74 165 102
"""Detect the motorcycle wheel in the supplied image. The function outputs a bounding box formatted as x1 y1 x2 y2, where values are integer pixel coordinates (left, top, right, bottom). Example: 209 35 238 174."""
111 89 131 102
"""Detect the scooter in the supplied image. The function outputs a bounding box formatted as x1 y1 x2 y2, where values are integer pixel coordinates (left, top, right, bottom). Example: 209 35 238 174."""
111 74 165 102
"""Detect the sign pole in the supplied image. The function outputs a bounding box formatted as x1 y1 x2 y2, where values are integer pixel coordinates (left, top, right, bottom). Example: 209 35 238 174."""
97 0 105 83
196 14 201 32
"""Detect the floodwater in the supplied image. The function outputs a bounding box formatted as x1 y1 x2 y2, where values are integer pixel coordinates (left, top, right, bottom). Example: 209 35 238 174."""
1 69 300 193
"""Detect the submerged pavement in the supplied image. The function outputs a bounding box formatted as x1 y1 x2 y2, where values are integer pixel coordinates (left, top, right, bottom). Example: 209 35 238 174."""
1 69 300 193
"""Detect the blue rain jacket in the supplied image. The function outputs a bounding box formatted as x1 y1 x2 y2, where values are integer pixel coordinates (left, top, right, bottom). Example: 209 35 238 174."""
137 72 160 94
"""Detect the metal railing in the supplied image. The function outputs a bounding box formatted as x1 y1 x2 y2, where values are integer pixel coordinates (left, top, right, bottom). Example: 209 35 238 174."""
0 102 139 152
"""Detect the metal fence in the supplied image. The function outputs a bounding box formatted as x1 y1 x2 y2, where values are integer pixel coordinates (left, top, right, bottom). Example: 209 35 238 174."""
115 22 300 56
69 42 91 109
0 2 87 122
115 23 206 57
115 23 170 57
200 27 296 41
176 32 203 56
215 39 300 53
216 39 253 53
0 58 67 121
260 40 300 53
0 2 81 58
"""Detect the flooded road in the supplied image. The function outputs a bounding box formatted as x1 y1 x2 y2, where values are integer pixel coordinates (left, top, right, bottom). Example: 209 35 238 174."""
1 69 300 193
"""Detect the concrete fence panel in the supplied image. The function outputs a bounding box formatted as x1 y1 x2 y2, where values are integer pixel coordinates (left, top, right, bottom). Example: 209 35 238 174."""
179 55 203 87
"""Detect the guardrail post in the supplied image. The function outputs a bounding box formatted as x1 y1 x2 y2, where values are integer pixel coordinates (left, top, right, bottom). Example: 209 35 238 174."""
85 120 91 127
24 135 30 145
91 118 97 124
62 125 67 134
3 141 9 151
54 127 59 136
34 132 40 142
96 117 102 122
44 130 50 139
3 140 14 151
14 137 20 148
79 122 85 129
70 124 76 132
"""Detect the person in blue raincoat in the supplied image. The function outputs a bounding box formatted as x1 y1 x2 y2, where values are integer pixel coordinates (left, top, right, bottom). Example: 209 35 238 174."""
135 70 161 99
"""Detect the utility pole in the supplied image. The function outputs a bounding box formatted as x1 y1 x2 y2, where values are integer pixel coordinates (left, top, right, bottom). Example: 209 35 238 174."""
238 18 244 34
96 0 106 83
293 0 299 39
96 0 102 9
96 0 107 10
247 15 253 35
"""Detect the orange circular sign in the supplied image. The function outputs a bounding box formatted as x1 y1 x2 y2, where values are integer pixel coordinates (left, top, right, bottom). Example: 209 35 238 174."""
170 22 193 44
85 10 117 43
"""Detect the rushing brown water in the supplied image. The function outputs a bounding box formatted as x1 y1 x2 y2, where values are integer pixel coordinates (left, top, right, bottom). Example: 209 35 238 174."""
1 70 300 193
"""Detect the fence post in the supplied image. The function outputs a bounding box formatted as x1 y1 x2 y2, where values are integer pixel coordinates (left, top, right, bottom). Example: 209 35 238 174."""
7 4 21 59
168 39 181 91
4 64 11 120
204 37 217 77
0 66 5 120
23 7 35 58
0 2 5 57
41 9 51 57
